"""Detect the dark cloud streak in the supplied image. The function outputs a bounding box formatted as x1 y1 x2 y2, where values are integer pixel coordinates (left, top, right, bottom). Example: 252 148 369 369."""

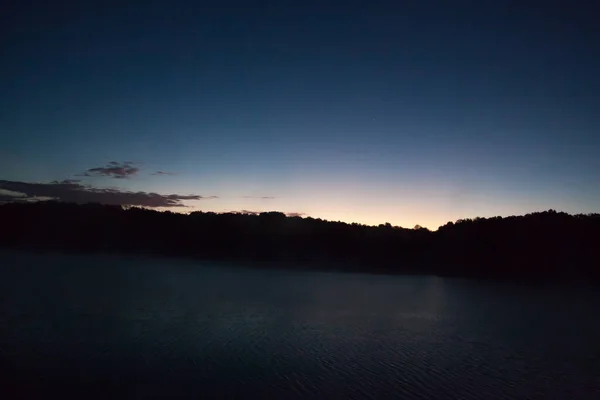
0 180 215 208
78 162 139 179
152 171 175 176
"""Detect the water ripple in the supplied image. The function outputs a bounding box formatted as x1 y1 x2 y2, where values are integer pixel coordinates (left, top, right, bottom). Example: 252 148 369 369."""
1 252 599 399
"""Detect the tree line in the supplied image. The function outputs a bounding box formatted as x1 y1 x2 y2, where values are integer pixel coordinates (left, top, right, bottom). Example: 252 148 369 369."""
0 201 598 283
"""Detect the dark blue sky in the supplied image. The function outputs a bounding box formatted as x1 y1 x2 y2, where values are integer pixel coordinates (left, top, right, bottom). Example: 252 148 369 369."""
2 1 599 228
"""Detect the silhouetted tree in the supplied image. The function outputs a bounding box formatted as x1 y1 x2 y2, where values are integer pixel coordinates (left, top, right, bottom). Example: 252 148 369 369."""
0 201 598 283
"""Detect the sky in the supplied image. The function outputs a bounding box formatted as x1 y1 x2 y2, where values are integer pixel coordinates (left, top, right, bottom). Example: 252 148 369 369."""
1 0 599 229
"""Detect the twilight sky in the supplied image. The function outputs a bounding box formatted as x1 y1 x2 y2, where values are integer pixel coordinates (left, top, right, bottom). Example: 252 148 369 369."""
1 1 599 229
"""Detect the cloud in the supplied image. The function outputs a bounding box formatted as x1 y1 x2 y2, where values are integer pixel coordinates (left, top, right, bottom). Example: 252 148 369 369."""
225 210 305 217
152 171 175 176
0 180 216 208
226 210 261 215
77 162 140 179
0 188 28 204
0 188 27 198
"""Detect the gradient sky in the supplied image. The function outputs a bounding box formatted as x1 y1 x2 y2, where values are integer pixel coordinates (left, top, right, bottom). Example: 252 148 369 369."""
2 1 599 229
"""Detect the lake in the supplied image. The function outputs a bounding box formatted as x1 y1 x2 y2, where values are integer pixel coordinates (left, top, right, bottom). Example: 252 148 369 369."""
1 251 598 399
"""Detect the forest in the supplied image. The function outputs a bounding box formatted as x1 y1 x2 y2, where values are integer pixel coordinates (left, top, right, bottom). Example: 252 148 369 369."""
1 201 598 283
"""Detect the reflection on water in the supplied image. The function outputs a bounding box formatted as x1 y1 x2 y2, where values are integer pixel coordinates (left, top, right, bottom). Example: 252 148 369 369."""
1 251 599 399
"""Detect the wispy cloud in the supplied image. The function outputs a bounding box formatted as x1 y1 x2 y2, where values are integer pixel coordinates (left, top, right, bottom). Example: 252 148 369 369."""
226 210 305 217
151 171 176 176
0 188 27 198
0 188 28 203
0 180 216 208
77 162 140 179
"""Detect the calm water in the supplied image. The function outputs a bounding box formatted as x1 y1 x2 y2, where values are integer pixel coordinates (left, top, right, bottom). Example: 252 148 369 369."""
1 251 598 399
